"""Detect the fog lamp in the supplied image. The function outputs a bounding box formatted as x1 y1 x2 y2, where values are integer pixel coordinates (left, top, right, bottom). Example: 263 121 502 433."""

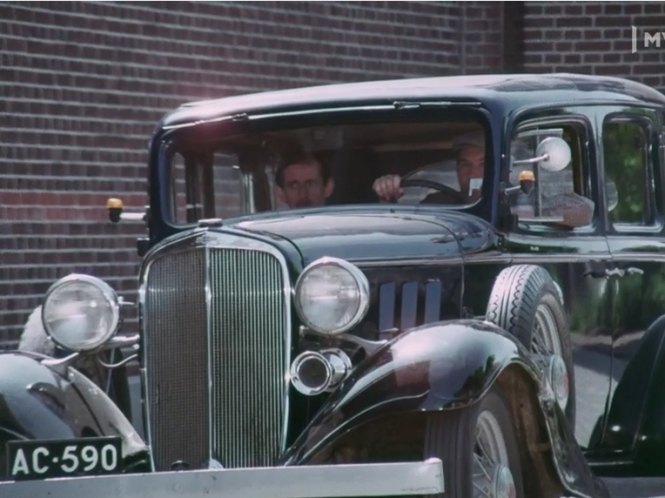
290 349 352 396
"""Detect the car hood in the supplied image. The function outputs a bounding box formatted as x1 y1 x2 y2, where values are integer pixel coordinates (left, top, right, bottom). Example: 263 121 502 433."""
232 207 497 266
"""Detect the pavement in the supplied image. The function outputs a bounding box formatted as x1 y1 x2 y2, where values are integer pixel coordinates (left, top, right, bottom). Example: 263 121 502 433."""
603 478 665 498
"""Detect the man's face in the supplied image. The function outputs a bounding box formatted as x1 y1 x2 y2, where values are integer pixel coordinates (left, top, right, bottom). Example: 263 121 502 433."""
275 160 334 208
456 145 484 199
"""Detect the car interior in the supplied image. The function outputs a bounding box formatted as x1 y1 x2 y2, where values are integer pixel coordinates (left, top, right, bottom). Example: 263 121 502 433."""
168 119 488 223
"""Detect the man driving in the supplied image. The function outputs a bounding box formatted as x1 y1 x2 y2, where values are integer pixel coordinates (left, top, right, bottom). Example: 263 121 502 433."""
373 131 485 204
274 153 335 209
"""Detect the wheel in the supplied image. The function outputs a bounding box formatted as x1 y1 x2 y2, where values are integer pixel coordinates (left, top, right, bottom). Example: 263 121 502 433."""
399 178 465 202
486 265 575 424
424 387 523 498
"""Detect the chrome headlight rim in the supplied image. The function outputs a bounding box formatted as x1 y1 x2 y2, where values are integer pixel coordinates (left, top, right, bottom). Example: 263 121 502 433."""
294 257 370 335
42 273 120 352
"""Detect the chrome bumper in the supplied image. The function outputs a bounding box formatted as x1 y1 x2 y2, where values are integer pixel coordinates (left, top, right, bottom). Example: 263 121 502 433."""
4 459 444 498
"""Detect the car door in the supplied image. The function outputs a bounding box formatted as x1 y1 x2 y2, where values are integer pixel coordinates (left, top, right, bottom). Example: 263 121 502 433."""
594 107 665 472
502 109 614 450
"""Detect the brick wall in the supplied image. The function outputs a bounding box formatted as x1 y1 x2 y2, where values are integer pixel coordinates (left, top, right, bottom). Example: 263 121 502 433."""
523 2 665 92
2 1 664 347
0 1 503 346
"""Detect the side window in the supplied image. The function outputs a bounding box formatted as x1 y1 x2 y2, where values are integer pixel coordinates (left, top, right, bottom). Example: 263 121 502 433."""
509 122 595 229
603 118 654 228
212 153 243 219
169 150 244 225
661 128 665 165
171 153 188 223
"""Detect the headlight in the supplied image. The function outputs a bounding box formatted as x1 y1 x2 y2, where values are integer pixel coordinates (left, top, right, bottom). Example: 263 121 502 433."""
294 257 369 334
42 274 120 352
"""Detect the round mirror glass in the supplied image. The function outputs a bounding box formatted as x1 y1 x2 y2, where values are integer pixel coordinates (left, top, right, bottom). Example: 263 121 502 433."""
536 137 571 172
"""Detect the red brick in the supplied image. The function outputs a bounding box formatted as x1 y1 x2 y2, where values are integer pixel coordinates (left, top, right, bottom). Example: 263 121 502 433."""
583 29 603 40
556 17 593 28
603 3 623 15
595 17 631 27
2 1 665 347
543 29 564 40
577 41 613 52
603 53 622 63
644 3 665 14
526 17 556 28
582 53 602 64
555 42 574 52
624 4 643 15
585 4 603 16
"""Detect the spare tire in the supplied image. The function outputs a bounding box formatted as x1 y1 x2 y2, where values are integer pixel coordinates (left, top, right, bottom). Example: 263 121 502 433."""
486 265 575 424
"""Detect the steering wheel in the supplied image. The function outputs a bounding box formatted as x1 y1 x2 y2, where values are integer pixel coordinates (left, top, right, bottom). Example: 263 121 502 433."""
399 178 465 203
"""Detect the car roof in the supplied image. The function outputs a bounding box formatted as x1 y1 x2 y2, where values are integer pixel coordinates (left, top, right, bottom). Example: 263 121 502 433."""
161 73 665 129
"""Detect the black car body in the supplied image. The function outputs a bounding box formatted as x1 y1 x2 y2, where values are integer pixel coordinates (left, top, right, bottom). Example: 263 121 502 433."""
4 73 665 498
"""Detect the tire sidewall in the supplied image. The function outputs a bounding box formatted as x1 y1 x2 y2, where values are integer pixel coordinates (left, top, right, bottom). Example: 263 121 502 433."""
486 265 576 424
425 388 524 498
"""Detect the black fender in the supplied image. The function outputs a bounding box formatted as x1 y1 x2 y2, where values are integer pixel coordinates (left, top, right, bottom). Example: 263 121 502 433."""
593 314 665 474
0 352 148 477
284 320 536 464
284 320 605 498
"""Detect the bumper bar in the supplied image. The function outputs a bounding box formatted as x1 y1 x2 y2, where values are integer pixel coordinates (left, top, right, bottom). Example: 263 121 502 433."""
4 459 444 498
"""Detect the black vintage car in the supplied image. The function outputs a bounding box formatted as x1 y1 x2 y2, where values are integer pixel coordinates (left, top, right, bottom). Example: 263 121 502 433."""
3 73 665 498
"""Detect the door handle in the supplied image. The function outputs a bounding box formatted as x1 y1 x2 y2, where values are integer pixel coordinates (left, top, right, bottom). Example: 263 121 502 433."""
584 267 644 279
604 267 625 278
604 267 644 279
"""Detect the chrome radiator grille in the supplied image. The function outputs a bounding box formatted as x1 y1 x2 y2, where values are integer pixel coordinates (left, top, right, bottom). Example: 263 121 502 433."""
143 241 289 471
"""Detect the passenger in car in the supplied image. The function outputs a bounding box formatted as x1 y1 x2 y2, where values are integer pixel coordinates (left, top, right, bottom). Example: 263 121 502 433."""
372 131 485 204
373 130 595 228
541 192 595 228
274 153 335 209
510 148 596 229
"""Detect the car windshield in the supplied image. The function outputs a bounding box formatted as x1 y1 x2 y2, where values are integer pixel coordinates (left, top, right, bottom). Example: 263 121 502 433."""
166 115 487 225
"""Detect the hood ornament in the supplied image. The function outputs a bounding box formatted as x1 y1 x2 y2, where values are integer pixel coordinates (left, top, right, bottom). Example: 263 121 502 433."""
194 231 219 246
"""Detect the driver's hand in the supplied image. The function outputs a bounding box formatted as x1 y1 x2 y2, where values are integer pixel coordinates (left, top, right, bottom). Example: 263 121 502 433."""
373 174 403 202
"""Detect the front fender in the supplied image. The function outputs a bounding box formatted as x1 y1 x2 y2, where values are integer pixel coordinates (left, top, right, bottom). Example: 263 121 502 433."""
284 319 537 464
597 314 665 473
0 352 146 462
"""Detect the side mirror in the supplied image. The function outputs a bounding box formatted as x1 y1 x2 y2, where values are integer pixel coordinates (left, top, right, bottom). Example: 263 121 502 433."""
512 137 571 172
536 137 571 172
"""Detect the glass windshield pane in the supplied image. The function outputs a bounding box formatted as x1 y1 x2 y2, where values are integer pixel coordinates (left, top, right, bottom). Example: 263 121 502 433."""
166 115 487 225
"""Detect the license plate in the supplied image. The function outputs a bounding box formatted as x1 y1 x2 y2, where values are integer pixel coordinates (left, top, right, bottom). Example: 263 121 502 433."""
7 436 122 480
